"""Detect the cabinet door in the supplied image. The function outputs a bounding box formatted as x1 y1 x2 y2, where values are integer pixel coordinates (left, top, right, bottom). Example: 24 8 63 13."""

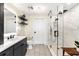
21 44 27 56
21 38 27 56
6 51 13 56
14 40 23 56
14 38 27 56
14 45 22 56
14 44 27 56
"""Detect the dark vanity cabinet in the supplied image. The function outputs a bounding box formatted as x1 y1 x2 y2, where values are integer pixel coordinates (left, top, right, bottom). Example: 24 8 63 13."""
0 38 27 56
14 38 27 56
0 3 4 45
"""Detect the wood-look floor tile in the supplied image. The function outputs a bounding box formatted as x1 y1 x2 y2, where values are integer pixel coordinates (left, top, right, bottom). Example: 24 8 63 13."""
25 44 52 56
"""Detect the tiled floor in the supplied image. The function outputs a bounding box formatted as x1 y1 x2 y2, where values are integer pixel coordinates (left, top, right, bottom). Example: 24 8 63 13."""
25 44 52 56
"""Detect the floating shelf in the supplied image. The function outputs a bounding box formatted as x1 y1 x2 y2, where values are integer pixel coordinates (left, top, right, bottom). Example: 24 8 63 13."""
18 16 28 21
18 14 28 21
18 22 28 25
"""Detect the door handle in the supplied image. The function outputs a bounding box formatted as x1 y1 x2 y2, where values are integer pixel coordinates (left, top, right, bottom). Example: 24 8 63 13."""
54 30 59 37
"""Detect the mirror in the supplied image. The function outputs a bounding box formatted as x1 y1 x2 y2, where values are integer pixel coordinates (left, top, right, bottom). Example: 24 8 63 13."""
4 8 16 40
4 8 16 33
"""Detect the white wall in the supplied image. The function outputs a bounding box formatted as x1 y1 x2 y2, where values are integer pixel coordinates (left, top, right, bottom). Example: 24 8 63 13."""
64 5 79 47
4 17 16 33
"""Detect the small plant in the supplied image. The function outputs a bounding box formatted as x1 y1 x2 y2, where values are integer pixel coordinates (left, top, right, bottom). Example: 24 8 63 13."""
74 41 79 48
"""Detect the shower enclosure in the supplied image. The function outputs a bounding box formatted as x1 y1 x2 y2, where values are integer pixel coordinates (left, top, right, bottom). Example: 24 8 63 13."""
49 4 64 56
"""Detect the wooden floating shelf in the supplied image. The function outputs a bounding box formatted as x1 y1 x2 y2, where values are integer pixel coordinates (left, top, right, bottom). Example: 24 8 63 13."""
18 14 28 21
18 16 28 21
18 22 28 25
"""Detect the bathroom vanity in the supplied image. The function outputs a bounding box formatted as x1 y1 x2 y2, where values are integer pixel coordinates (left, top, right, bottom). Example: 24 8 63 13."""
0 36 27 56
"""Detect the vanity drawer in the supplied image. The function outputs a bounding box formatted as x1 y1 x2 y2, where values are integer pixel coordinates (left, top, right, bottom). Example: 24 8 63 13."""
13 38 27 56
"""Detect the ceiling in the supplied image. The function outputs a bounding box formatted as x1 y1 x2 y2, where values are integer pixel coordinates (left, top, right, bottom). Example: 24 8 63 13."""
11 3 59 16
4 3 79 17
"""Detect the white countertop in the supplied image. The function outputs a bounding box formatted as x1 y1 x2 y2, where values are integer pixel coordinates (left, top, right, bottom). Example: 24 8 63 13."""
0 36 26 53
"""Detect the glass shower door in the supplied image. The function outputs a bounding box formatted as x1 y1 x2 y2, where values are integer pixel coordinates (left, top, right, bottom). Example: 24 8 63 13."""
50 4 64 56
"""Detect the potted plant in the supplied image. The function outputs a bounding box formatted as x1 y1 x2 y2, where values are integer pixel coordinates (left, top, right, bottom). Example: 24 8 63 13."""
74 41 79 51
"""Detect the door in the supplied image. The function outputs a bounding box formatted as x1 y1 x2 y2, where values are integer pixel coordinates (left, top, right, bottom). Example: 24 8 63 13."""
32 19 49 44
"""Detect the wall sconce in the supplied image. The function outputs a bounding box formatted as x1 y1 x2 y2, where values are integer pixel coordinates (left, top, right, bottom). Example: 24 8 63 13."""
58 11 63 14
63 10 68 13
55 18 58 21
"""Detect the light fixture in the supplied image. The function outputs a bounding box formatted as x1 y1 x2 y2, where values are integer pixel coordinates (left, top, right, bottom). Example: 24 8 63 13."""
58 11 63 14
63 10 68 13
28 5 46 13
